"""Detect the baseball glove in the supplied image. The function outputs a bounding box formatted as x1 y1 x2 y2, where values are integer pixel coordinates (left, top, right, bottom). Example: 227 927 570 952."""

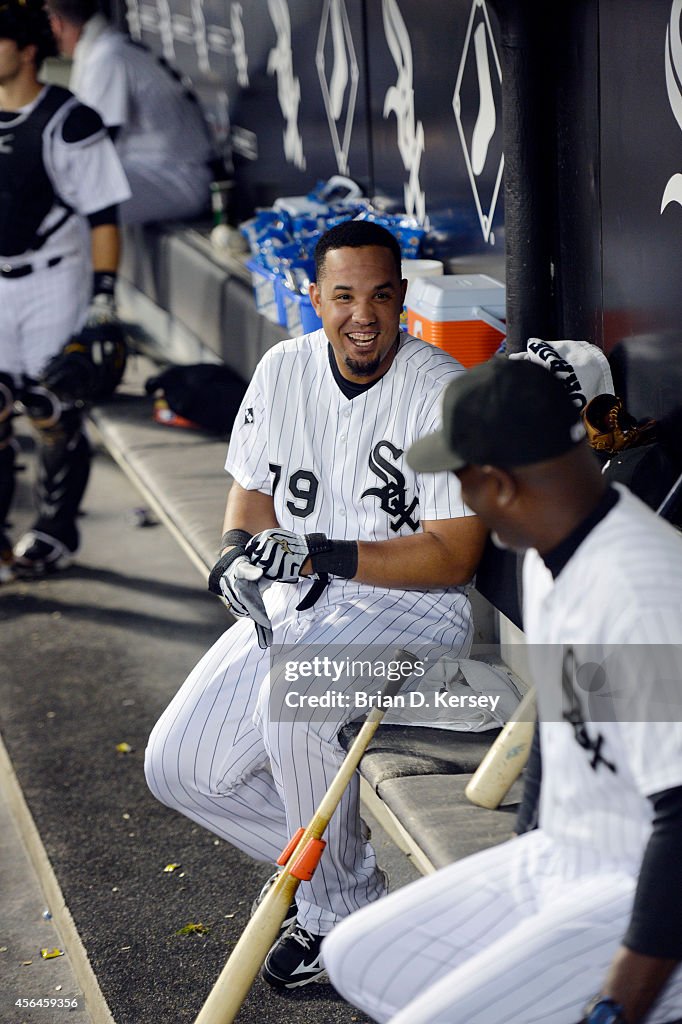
582 394 657 454
42 321 128 402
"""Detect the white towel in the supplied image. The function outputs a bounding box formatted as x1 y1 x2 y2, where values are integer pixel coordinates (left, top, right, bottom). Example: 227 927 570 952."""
510 338 614 409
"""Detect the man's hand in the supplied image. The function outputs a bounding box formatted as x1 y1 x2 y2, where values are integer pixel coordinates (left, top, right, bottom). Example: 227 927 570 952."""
245 529 310 582
590 946 680 1024
85 292 118 327
208 549 273 649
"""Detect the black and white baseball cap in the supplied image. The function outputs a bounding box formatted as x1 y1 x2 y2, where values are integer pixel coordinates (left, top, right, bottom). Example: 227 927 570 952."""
406 356 586 473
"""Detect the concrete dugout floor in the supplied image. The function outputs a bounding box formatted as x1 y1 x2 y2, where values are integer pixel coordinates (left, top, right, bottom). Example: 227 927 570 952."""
0 425 416 1024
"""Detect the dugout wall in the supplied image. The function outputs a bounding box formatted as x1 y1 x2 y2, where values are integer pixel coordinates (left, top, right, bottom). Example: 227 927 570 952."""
112 0 682 416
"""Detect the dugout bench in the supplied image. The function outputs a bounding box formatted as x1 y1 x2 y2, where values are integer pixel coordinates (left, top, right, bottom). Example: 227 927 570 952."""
89 219 530 876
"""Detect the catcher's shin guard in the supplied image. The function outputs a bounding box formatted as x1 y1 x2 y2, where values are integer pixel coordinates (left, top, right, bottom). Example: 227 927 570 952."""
0 372 17 530
0 442 16 532
23 394 90 549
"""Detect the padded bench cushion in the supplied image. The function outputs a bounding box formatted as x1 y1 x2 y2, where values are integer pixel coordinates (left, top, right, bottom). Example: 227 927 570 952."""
89 391 230 571
338 722 501 788
377 773 522 869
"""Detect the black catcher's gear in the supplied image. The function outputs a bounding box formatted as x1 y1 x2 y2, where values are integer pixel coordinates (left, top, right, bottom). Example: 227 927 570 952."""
0 372 17 533
41 321 127 401
19 389 90 552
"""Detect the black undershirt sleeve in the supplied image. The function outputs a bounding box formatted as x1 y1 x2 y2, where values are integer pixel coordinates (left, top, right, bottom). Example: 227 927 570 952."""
87 205 119 228
623 784 682 957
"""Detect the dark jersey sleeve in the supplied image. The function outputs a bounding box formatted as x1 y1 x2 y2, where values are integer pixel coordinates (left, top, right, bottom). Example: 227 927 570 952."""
624 785 682 958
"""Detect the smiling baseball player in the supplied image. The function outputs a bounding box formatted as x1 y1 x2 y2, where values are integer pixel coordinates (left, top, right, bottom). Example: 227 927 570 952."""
0 0 130 578
323 358 682 1024
145 220 488 989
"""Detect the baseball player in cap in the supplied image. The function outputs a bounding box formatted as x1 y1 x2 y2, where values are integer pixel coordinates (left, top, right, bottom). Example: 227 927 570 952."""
0 0 130 579
323 357 682 1024
145 219 488 989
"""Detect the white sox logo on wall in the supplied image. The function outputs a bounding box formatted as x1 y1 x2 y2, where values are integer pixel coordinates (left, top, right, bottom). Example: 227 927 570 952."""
268 0 306 170
662 0 682 214
317 0 359 175
361 441 419 533
453 0 503 245
382 0 426 223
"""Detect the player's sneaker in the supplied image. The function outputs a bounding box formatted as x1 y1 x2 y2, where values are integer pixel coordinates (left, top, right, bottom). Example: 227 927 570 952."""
250 870 297 936
260 867 388 990
13 530 76 577
261 921 327 988
0 530 14 583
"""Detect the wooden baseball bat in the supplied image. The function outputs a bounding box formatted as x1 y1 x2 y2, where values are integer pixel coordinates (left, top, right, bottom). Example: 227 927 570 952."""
193 651 418 1024
465 686 537 809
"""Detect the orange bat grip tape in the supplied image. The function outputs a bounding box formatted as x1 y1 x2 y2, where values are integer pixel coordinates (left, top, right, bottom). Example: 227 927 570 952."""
289 838 327 881
276 827 306 866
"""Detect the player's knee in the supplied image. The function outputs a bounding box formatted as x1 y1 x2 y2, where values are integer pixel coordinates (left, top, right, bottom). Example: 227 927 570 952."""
19 383 66 430
142 734 192 812
19 384 83 440
143 742 168 805
144 724 210 808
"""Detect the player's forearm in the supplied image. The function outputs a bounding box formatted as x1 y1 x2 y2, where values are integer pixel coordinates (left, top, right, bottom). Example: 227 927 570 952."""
300 517 488 588
90 223 120 273
221 483 278 553
596 946 678 1023
353 531 480 587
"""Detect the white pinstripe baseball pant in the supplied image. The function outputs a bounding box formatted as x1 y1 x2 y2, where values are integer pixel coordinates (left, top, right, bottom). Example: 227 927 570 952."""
0 251 90 380
145 587 471 934
322 830 682 1023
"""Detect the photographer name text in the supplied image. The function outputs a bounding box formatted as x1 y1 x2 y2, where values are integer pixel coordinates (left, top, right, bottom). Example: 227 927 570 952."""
283 690 501 713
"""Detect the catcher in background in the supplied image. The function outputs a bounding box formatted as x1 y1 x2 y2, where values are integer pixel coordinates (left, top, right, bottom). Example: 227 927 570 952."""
0 0 130 580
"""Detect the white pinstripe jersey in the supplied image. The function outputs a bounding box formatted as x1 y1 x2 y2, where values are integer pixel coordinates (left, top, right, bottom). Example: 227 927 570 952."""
523 485 682 872
71 16 213 168
226 330 475 635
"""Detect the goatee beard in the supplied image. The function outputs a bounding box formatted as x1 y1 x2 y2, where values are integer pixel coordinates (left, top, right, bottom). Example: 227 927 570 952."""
345 354 382 377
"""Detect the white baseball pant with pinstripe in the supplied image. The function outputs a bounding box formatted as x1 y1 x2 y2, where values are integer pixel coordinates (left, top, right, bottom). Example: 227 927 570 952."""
145 584 471 935
322 829 682 1023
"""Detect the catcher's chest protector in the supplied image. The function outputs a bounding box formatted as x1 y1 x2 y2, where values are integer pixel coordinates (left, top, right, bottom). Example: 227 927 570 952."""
0 86 73 258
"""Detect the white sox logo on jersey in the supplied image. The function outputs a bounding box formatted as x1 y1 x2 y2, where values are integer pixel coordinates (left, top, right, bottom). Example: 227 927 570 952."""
0 135 14 154
561 648 617 774
269 440 418 530
361 440 419 532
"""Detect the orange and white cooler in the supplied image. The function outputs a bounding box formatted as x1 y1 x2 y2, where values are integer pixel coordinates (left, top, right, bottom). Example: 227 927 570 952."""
406 274 506 368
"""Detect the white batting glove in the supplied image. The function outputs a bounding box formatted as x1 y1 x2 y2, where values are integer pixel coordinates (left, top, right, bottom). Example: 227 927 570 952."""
85 292 118 327
245 529 310 583
208 550 273 649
